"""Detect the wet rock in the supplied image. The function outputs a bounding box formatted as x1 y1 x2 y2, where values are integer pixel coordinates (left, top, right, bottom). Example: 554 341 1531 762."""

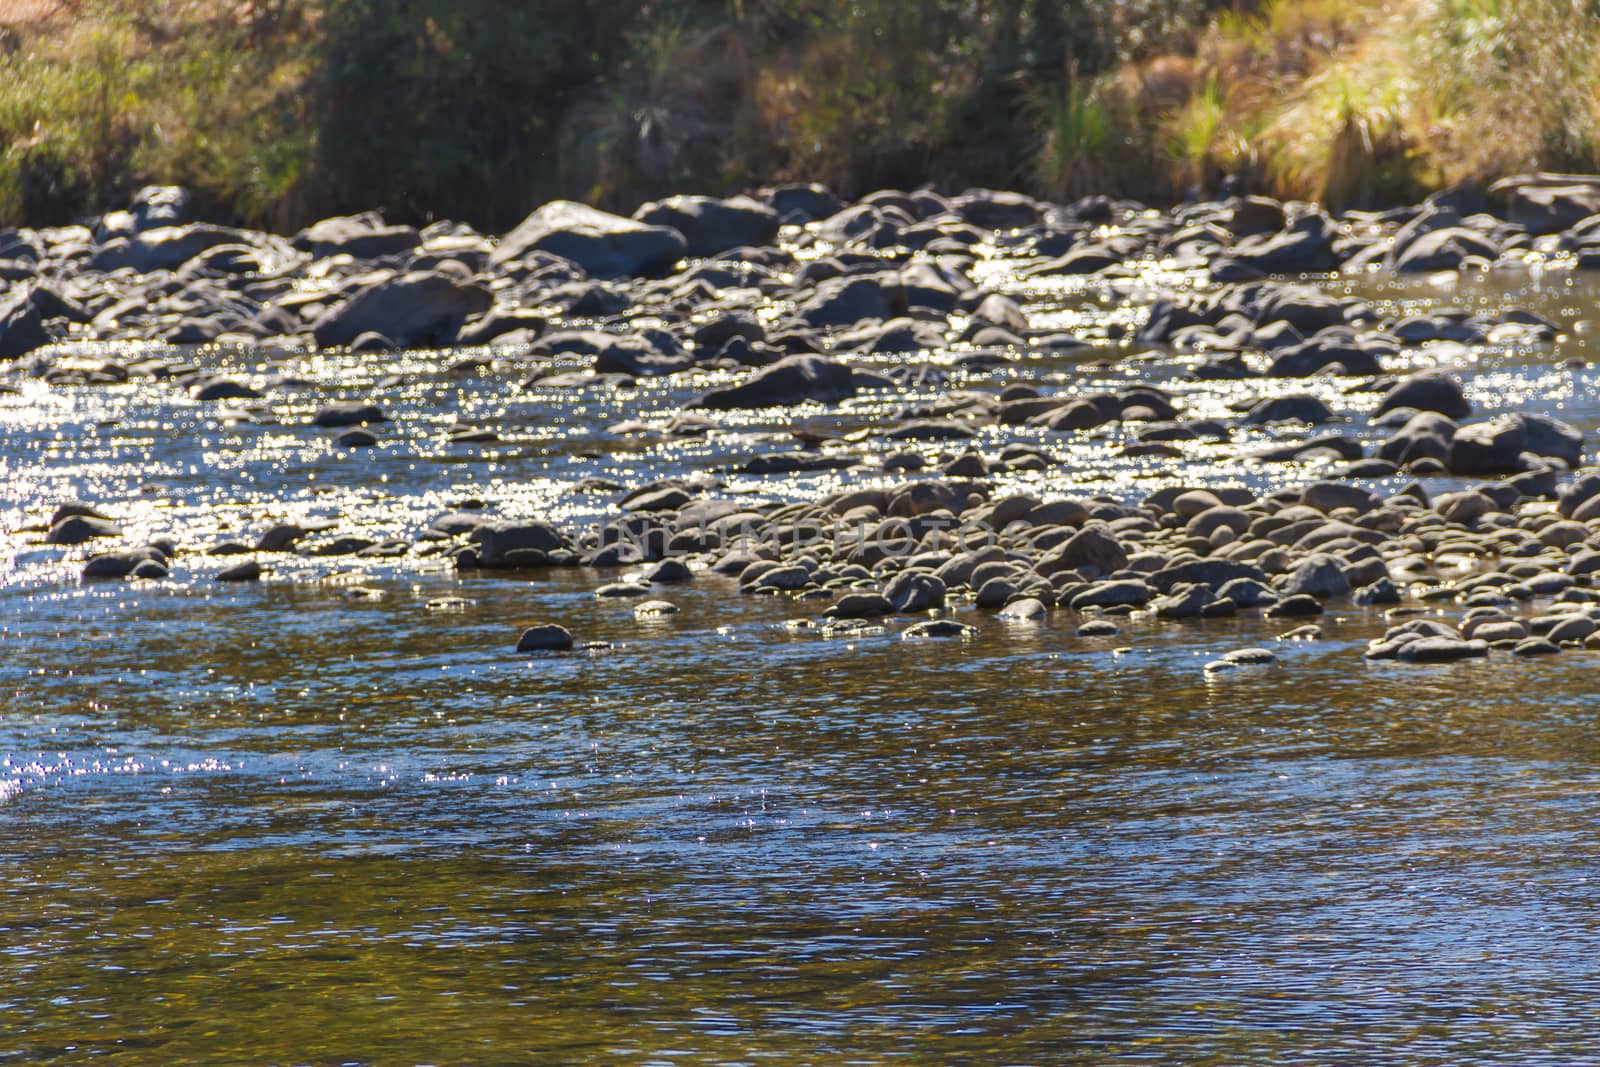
1396 635 1489 662
294 215 422 260
516 623 575 652
311 271 491 349
1300 481 1379 514
216 560 262 581
1149 559 1267 594
796 273 901 327
191 378 263 401
1390 226 1501 272
473 520 568 567
90 223 257 273
633 599 679 617
596 581 651 598
312 402 387 428
1495 175 1600 234
1244 394 1334 425
997 597 1048 620
1069 579 1153 610
491 200 686 277
47 514 121 544
1152 583 1230 619
644 559 693 583
1512 637 1561 657
1219 577 1279 608
593 336 694 377
633 195 779 257
1353 577 1402 606
0 286 54 360
256 523 309 552
1076 619 1120 636
1037 525 1128 578
335 428 378 448
1447 412 1583 474
885 571 946 613
902 619 979 639
827 591 893 618
693 355 856 410
1266 593 1324 618
1278 554 1351 599
1376 371 1472 421
768 182 843 221
82 546 164 578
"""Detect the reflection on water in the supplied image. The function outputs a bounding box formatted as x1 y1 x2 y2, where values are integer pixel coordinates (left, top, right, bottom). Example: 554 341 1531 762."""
6 267 1600 1063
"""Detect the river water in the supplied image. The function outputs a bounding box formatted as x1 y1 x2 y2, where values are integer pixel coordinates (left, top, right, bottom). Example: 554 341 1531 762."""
6 261 1600 1064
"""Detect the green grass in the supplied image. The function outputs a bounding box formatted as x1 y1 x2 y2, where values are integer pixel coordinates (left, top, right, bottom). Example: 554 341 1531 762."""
5 0 1600 229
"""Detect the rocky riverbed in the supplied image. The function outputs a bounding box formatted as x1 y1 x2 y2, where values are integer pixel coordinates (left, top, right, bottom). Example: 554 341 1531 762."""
9 176 1600 665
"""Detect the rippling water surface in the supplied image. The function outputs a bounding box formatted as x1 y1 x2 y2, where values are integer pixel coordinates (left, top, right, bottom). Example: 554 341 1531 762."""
7 263 1600 1064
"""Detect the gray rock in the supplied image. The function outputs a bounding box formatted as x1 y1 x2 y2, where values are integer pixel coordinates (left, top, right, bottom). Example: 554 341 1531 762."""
216 561 262 581
90 223 254 273
82 546 163 578
0 286 53 360
491 200 686 277
516 623 575 652
1266 594 1324 618
256 523 308 552
1244 394 1334 425
997 596 1048 620
827 591 893 618
1375 371 1471 421
311 271 492 348
692 355 856 410
1069 579 1153 610
902 619 979 639
1037 525 1128 578
885 571 946 613
632 195 780 257
294 215 422 260
1278 553 1352 599
1395 636 1489 662
1448 413 1584 474
473 520 568 567
192 378 263 401
47 514 121 544
796 273 901 327
312 402 386 428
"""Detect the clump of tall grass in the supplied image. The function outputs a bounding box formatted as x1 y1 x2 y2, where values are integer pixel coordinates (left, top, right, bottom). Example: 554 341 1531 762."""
0 0 313 227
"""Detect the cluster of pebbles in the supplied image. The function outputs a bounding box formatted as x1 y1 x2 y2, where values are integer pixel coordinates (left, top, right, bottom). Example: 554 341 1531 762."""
11 174 1600 665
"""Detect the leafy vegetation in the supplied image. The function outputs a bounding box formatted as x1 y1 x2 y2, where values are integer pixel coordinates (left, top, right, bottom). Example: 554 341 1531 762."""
3 0 1600 229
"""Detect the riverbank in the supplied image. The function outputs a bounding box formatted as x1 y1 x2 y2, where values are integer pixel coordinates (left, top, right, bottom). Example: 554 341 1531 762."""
4 0 1600 229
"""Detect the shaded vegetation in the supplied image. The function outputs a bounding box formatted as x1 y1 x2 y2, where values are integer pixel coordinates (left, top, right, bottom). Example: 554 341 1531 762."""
3 0 1600 229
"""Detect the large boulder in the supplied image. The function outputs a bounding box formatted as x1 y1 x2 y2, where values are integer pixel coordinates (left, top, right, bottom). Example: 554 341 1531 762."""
89 223 256 273
1389 225 1500 272
294 214 422 260
311 271 491 348
471 520 569 567
692 354 857 410
795 273 902 328
490 200 686 277
1375 371 1471 420
1448 412 1584 474
632 195 779 257
0 286 53 360
1492 174 1600 234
